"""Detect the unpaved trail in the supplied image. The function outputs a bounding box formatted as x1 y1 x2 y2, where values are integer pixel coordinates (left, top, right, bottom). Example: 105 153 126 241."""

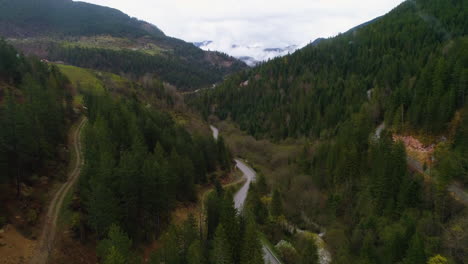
30 117 87 264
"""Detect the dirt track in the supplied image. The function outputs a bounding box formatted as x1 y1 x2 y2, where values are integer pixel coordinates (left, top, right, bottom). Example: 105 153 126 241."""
30 117 87 264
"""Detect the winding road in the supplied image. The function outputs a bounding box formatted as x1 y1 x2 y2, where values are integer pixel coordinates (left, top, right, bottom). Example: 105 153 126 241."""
211 125 333 264
233 160 256 210
234 159 282 264
30 117 87 264
211 125 282 264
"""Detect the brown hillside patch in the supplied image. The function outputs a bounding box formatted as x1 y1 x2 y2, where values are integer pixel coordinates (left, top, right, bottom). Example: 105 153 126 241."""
0 224 36 264
393 134 435 165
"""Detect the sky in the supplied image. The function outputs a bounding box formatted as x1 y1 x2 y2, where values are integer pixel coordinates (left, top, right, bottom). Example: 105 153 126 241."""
77 0 405 58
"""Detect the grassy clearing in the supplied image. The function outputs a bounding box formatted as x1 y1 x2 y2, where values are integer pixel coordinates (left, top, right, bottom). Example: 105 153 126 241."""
56 64 105 94
57 63 136 105
61 36 167 56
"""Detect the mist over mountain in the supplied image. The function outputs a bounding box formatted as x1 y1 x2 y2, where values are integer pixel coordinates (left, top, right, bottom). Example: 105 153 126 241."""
194 40 302 66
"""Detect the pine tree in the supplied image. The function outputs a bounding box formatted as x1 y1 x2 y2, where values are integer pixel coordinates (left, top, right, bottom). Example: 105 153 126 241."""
206 192 221 240
210 225 233 264
181 214 199 258
240 220 264 264
97 224 133 264
104 246 126 264
187 240 206 264
86 182 120 237
219 194 240 262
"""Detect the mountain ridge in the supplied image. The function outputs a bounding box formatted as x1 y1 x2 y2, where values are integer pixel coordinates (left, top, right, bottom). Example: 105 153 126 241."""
0 0 247 90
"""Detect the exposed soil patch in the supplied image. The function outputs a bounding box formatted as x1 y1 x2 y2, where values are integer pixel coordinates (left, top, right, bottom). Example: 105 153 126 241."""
393 134 437 166
393 134 436 153
0 224 36 264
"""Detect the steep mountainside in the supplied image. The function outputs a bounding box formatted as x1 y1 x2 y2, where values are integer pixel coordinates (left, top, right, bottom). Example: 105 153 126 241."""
0 0 246 90
195 0 467 138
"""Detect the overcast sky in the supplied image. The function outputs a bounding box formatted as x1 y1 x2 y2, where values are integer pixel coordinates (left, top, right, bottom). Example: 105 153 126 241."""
77 0 405 48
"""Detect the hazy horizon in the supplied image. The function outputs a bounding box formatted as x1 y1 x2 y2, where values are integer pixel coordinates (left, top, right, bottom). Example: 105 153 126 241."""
75 0 406 59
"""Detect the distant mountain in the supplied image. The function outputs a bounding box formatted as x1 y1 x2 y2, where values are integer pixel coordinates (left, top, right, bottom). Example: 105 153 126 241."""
0 0 246 90
193 41 300 66
193 40 213 47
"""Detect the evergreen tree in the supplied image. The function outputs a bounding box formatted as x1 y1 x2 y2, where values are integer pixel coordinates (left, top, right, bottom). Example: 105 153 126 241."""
240 220 264 264
104 247 127 264
219 193 241 262
97 224 133 264
187 240 206 264
210 225 233 264
206 191 222 240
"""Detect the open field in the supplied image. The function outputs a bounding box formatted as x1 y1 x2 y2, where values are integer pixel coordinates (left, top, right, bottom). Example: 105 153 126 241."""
56 65 105 94
62 36 168 56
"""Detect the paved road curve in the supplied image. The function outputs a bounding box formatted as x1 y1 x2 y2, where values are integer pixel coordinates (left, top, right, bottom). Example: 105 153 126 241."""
233 159 256 210
30 117 87 264
210 125 219 141
210 125 281 264
234 159 281 264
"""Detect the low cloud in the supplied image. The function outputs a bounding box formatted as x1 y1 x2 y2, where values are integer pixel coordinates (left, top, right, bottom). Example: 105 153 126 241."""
77 0 405 54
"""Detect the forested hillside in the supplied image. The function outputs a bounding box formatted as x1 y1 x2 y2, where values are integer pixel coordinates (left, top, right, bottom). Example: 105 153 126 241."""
77 93 232 244
147 184 266 264
0 0 246 90
0 39 72 195
195 0 467 138
191 0 468 263
59 66 268 262
0 38 240 263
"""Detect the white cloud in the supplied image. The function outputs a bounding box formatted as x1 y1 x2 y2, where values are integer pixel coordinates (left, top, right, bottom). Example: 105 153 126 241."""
76 0 405 55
